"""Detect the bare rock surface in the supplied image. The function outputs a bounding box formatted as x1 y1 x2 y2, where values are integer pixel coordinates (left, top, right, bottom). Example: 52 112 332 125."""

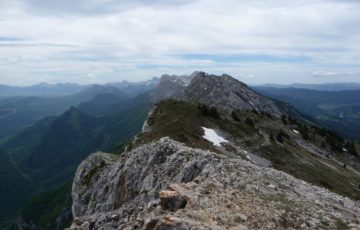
69 138 360 230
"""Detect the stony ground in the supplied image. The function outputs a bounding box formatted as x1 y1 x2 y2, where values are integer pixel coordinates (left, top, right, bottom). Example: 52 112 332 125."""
68 138 360 230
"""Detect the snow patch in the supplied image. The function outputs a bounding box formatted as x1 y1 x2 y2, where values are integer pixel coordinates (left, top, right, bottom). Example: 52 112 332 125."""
202 127 228 147
293 129 300 134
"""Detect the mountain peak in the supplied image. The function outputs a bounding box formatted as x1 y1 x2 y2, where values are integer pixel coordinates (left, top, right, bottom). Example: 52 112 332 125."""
189 70 207 78
63 106 83 116
152 72 281 115
58 106 96 126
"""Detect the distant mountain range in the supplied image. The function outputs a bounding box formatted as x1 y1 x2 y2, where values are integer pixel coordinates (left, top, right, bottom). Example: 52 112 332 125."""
256 82 360 91
0 78 159 97
0 83 86 97
1 79 358 98
0 78 159 141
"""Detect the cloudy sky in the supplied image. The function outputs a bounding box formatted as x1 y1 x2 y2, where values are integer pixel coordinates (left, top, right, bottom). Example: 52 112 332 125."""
0 0 359 85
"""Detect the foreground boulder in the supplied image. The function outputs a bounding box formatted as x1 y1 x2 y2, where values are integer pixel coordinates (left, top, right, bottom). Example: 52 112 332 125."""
159 186 189 212
69 138 360 230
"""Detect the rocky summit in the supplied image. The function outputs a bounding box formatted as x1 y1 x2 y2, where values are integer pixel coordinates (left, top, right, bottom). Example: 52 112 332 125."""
151 72 282 115
69 138 360 230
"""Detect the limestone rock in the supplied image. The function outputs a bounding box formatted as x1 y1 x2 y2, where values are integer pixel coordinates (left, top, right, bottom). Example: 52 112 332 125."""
159 187 189 211
69 137 360 229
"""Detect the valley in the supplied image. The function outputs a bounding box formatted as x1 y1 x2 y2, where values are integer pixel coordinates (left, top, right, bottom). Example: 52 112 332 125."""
0 81 156 229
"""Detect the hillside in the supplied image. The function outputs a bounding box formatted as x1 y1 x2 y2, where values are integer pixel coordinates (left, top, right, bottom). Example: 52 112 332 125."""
0 85 130 140
0 149 34 223
3 101 151 187
78 91 151 118
135 100 360 200
0 94 153 228
254 87 360 140
16 181 73 230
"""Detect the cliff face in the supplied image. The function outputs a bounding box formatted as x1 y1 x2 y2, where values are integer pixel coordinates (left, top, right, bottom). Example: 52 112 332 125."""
69 138 360 230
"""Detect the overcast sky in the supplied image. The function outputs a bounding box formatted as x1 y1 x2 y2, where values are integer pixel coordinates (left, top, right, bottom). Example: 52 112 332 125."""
0 0 359 85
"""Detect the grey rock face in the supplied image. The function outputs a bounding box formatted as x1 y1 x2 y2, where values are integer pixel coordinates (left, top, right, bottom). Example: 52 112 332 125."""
70 138 360 230
151 72 281 115
71 139 216 219
72 152 121 217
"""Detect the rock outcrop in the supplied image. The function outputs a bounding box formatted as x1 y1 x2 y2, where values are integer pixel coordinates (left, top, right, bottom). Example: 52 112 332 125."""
69 138 360 230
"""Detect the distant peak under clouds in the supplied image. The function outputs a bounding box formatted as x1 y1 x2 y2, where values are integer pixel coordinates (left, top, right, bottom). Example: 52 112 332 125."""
0 0 360 85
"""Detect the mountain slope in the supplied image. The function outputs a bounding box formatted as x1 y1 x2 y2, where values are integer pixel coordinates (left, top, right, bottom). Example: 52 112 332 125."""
0 149 34 223
18 107 102 188
4 100 152 190
17 181 73 230
0 85 129 140
254 87 360 140
0 95 153 228
135 100 360 200
78 91 150 118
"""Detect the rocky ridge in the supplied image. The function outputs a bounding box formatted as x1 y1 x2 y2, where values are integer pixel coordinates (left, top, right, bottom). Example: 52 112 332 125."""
67 72 360 230
151 72 282 115
68 138 360 230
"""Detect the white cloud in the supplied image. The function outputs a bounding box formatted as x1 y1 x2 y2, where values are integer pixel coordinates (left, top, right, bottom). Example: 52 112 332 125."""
0 0 360 85
312 71 359 77
312 71 340 77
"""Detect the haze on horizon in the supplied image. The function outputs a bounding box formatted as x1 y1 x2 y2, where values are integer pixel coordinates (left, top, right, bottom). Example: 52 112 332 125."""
0 0 359 86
